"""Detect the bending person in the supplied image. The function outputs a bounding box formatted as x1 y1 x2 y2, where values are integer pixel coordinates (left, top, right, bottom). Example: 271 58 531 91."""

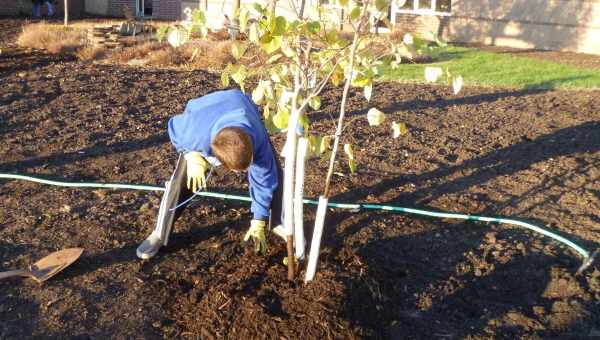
137 89 284 259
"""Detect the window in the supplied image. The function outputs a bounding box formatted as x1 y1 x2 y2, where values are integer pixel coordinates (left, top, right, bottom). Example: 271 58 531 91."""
398 0 451 15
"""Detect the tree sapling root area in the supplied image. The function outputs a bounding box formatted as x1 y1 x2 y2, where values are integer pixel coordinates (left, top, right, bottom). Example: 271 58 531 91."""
1 19 599 339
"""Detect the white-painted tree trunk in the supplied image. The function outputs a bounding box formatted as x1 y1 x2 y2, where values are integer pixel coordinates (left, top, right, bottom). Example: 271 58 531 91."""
305 196 328 281
293 137 308 260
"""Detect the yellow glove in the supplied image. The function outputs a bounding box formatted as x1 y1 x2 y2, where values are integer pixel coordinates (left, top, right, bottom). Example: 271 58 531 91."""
184 151 209 192
244 219 268 255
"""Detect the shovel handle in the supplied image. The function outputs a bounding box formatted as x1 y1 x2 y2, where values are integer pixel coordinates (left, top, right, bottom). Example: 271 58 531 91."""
0 269 32 280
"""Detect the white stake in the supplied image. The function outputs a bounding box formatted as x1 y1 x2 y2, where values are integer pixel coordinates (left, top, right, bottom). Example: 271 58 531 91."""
293 137 308 260
305 195 328 282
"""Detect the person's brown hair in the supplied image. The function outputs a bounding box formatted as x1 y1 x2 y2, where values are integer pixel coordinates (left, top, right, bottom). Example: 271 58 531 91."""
211 127 253 171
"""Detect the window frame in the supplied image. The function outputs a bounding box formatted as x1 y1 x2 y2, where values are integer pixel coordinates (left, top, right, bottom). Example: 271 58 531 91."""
396 0 452 16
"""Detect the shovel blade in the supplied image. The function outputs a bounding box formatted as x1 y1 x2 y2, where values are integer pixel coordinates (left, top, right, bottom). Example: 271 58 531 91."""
30 248 84 282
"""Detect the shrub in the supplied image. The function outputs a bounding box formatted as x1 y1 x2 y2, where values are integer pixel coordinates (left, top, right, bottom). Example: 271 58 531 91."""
105 41 166 63
17 22 85 54
182 40 235 70
75 45 106 61
146 46 186 66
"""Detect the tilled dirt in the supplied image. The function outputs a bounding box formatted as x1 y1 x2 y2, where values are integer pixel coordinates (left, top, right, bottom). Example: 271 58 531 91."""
1 18 599 339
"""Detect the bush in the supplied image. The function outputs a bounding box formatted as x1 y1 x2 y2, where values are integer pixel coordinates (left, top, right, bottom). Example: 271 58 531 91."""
17 22 85 54
75 45 106 61
105 41 166 63
181 40 235 70
104 39 235 70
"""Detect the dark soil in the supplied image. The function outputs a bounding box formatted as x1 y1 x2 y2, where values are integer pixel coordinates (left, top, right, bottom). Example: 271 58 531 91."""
1 18 600 339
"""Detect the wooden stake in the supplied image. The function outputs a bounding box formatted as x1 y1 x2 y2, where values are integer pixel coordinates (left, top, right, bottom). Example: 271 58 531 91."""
287 235 295 280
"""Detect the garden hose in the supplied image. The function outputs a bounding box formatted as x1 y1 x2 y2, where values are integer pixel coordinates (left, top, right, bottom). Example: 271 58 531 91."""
0 173 596 274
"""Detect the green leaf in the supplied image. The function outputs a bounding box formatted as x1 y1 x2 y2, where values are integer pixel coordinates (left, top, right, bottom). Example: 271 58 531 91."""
261 34 282 54
339 0 349 7
307 135 318 158
156 25 169 42
298 114 310 133
375 0 389 12
320 136 332 154
349 6 361 21
273 16 287 36
308 96 321 110
231 42 247 60
351 75 371 87
272 108 290 129
191 9 205 25
325 30 338 44
221 66 231 87
331 65 344 87
253 3 266 14
231 65 247 91
364 83 373 102
367 108 385 126
307 21 321 34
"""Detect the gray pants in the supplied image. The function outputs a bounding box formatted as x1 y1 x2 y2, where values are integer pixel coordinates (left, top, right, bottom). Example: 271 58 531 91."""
154 152 284 245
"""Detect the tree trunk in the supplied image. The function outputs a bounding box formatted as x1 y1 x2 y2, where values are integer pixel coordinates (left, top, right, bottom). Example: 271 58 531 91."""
63 0 68 26
298 0 306 19
268 0 277 14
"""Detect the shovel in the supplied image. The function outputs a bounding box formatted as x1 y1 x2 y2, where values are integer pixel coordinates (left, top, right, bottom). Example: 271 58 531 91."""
0 248 84 283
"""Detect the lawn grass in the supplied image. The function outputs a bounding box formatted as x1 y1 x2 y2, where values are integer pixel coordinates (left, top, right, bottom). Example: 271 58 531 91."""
383 46 600 90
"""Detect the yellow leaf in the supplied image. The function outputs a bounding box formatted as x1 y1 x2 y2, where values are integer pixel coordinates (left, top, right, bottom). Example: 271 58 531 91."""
343 143 354 160
367 108 385 126
392 121 408 138
424 67 443 83
453 75 463 95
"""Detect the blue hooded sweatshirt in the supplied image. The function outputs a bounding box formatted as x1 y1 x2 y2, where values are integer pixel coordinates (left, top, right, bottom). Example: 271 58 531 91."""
168 89 278 221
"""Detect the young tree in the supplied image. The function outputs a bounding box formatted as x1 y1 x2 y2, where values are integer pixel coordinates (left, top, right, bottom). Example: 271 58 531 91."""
161 1 461 280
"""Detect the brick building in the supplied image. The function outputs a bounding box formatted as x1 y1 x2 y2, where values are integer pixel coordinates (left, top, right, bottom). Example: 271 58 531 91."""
0 0 84 18
3 0 598 55
392 0 600 55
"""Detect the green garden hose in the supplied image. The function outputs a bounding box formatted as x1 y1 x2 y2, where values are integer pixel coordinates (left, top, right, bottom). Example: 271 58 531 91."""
0 173 596 274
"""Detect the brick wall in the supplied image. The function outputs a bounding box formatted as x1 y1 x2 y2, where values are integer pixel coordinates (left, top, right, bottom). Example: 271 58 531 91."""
153 0 181 20
447 0 600 54
108 0 137 17
395 13 451 40
0 0 25 16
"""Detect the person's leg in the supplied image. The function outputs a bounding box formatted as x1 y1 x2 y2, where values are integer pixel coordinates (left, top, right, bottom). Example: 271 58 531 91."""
269 143 284 228
137 154 188 259
45 0 54 16
32 0 41 17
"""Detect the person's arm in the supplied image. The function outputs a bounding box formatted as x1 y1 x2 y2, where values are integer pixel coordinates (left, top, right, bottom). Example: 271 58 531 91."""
247 146 278 221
